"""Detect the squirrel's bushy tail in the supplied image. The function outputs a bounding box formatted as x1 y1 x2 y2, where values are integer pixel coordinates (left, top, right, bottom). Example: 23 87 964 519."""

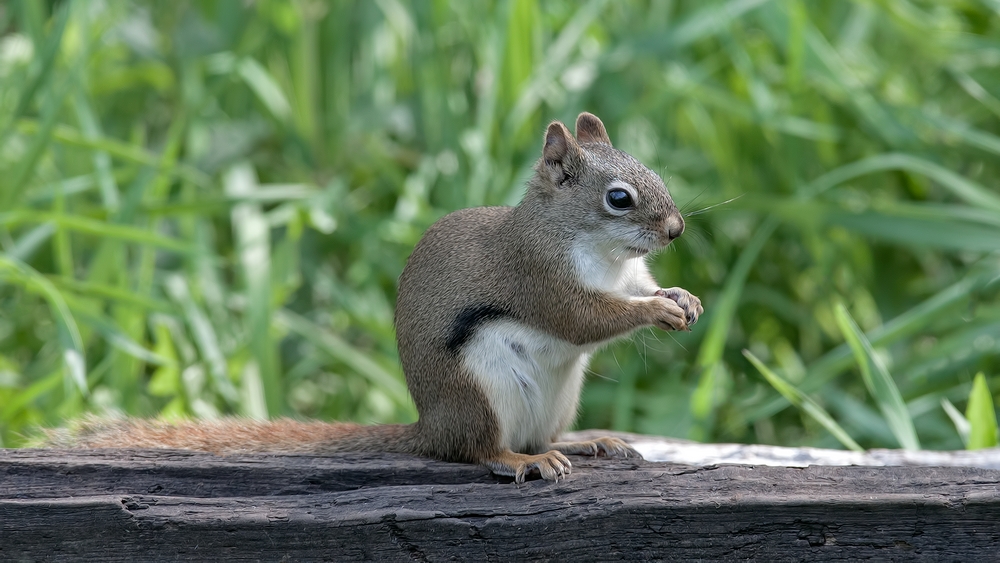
38 416 420 456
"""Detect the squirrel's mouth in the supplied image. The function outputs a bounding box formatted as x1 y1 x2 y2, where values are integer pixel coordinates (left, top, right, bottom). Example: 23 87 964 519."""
624 246 650 256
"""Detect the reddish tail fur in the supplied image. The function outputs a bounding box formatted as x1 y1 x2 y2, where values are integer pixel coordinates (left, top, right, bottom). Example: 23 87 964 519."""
43 417 419 456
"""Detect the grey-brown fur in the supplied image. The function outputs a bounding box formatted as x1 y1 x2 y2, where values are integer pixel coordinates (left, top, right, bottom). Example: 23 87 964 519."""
394 113 700 475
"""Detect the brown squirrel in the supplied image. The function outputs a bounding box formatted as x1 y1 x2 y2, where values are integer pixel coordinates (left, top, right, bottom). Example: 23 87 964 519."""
47 113 702 484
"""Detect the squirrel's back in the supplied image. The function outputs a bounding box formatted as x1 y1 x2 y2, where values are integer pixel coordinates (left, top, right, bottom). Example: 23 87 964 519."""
395 205 515 339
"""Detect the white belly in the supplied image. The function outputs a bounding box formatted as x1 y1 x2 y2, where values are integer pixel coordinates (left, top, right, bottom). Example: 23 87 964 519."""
460 319 598 453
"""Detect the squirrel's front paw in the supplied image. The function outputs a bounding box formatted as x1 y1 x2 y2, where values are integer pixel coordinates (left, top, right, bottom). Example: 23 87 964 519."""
655 287 703 327
645 295 689 331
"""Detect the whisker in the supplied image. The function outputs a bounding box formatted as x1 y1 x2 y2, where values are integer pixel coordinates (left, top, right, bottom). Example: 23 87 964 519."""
635 328 665 356
679 186 709 215
684 193 745 217
667 331 688 352
585 365 618 383
675 225 712 255
610 347 623 373
641 330 649 374
643 326 688 353
655 139 663 181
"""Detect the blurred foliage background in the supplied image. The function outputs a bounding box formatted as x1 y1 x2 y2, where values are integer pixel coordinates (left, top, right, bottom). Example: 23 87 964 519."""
1 0 998 451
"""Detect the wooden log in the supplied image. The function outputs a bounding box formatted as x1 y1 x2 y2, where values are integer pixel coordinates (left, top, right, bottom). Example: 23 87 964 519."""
2 446 1000 561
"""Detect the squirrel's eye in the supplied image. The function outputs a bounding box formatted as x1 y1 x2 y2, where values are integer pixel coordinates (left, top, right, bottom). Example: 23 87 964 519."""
606 188 633 210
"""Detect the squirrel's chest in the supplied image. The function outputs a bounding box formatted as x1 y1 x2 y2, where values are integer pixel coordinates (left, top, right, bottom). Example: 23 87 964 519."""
460 319 596 453
570 243 654 295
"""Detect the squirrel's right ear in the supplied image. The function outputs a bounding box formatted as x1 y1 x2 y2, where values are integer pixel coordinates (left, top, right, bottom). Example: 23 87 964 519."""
575 112 612 146
541 121 580 185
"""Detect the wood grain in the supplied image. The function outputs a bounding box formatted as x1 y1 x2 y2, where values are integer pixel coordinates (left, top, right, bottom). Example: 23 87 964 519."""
3 447 999 561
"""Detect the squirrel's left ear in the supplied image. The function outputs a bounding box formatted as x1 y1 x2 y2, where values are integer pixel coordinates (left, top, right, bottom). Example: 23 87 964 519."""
541 121 581 185
575 112 612 146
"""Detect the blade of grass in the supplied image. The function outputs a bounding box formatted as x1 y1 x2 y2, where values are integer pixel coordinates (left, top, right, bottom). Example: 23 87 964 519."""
238 57 293 124
670 0 774 49
164 274 239 406
834 303 920 450
0 1 68 145
504 0 607 134
940 397 970 447
901 320 1000 395
966 372 998 450
67 1 121 213
7 222 55 261
0 255 87 395
743 349 863 451
51 166 74 278
15 120 213 189
0 369 63 424
4 76 73 209
225 163 282 416
800 152 1000 211
48 276 176 313
760 201 1000 253
70 307 174 368
0 211 194 254
72 91 120 211
950 68 1000 119
26 173 105 203
916 111 1000 159
289 1 320 149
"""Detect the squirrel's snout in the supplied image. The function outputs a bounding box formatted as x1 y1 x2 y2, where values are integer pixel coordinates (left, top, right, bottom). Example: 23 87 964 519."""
665 212 685 241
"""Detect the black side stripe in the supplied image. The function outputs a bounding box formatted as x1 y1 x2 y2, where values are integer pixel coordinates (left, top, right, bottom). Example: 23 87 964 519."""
446 304 508 353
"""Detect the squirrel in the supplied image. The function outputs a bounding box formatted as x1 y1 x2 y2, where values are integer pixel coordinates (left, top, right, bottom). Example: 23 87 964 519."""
45 113 702 484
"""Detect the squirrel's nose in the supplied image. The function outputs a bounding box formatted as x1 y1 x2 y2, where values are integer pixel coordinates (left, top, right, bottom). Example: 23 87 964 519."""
665 212 685 240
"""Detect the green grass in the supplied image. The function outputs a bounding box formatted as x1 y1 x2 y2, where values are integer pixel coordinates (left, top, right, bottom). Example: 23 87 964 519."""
1 0 998 450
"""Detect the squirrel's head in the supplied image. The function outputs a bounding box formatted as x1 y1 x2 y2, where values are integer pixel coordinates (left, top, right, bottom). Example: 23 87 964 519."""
529 112 683 257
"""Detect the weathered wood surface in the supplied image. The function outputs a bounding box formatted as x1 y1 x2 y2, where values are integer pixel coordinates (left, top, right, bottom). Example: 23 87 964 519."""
3 447 1000 562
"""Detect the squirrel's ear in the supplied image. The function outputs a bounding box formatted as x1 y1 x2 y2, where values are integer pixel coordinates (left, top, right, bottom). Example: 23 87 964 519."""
575 112 612 146
543 121 577 164
541 121 581 186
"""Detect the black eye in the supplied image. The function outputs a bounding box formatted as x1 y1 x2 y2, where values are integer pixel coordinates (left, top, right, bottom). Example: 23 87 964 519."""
606 188 633 210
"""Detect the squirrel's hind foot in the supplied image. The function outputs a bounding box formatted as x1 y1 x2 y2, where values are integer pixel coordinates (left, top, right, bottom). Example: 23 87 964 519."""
549 437 642 460
483 450 572 484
